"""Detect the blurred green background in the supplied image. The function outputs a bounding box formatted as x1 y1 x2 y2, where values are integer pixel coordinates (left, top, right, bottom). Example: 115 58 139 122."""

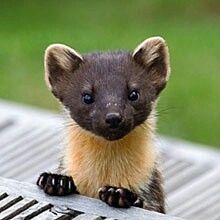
0 0 220 148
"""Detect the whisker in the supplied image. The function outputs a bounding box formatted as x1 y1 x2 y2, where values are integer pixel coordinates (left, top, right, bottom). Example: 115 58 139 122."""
156 106 176 118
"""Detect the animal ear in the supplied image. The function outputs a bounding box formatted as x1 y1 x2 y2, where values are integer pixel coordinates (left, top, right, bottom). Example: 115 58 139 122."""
44 43 83 97
133 36 170 94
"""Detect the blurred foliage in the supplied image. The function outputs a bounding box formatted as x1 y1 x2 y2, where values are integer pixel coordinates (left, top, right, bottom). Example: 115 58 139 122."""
0 0 220 147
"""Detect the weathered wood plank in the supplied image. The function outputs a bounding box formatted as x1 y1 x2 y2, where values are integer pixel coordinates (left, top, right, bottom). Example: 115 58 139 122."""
201 202 220 220
0 128 56 166
170 180 220 217
167 168 220 213
181 193 220 219
51 205 82 218
0 198 37 220
11 202 51 219
4 134 59 178
0 195 22 212
31 209 68 220
73 213 102 220
165 163 211 194
0 125 39 150
165 161 190 179
0 177 182 220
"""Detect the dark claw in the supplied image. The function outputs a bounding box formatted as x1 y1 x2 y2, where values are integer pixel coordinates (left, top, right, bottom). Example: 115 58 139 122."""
133 198 144 208
37 172 49 188
37 172 77 196
98 186 142 208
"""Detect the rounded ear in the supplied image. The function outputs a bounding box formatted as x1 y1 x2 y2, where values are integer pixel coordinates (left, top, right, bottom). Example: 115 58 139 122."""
44 43 83 97
133 37 170 94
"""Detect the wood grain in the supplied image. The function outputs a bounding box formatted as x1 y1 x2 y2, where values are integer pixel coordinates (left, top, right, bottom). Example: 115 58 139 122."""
0 177 182 220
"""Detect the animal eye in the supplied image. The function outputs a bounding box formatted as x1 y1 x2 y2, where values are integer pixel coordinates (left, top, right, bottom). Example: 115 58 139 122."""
128 90 139 101
82 93 94 104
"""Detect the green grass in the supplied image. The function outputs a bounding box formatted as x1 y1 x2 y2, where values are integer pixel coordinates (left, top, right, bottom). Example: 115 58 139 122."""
0 0 220 148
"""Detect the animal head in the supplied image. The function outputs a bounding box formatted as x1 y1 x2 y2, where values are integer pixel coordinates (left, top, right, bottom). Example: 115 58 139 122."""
44 37 170 141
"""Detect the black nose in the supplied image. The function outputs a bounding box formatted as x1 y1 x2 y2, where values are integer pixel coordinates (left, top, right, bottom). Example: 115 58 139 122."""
105 113 122 128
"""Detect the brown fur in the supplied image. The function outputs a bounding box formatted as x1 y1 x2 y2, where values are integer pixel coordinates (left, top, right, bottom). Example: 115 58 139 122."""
43 37 170 213
61 112 157 198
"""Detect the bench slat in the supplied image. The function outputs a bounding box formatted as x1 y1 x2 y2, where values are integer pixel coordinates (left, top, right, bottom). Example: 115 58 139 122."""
73 214 102 220
31 209 67 220
0 177 182 220
0 198 37 220
0 195 23 212
11 202 51 219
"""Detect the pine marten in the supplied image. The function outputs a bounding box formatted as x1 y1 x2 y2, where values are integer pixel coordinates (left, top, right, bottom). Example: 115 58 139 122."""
37 36 170 213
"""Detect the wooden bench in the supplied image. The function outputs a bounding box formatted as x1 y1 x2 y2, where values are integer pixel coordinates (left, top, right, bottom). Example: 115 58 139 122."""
0 100 220 219
0 177 182 220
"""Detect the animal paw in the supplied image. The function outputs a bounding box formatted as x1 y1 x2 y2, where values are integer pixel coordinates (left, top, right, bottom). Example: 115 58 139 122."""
98 186 143 208
37 172 78 196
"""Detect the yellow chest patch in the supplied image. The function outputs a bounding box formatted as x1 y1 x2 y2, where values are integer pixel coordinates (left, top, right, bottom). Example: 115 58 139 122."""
63 121 156 198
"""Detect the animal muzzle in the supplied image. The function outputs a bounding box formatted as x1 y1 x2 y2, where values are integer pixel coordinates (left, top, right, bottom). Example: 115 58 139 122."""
105 112 122 129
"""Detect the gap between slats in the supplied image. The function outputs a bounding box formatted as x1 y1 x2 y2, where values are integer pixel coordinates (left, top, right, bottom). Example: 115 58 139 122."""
0 198 37 220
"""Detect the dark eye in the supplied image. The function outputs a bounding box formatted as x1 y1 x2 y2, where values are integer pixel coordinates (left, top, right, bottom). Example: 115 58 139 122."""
82 93 94 104
128 90 139 101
